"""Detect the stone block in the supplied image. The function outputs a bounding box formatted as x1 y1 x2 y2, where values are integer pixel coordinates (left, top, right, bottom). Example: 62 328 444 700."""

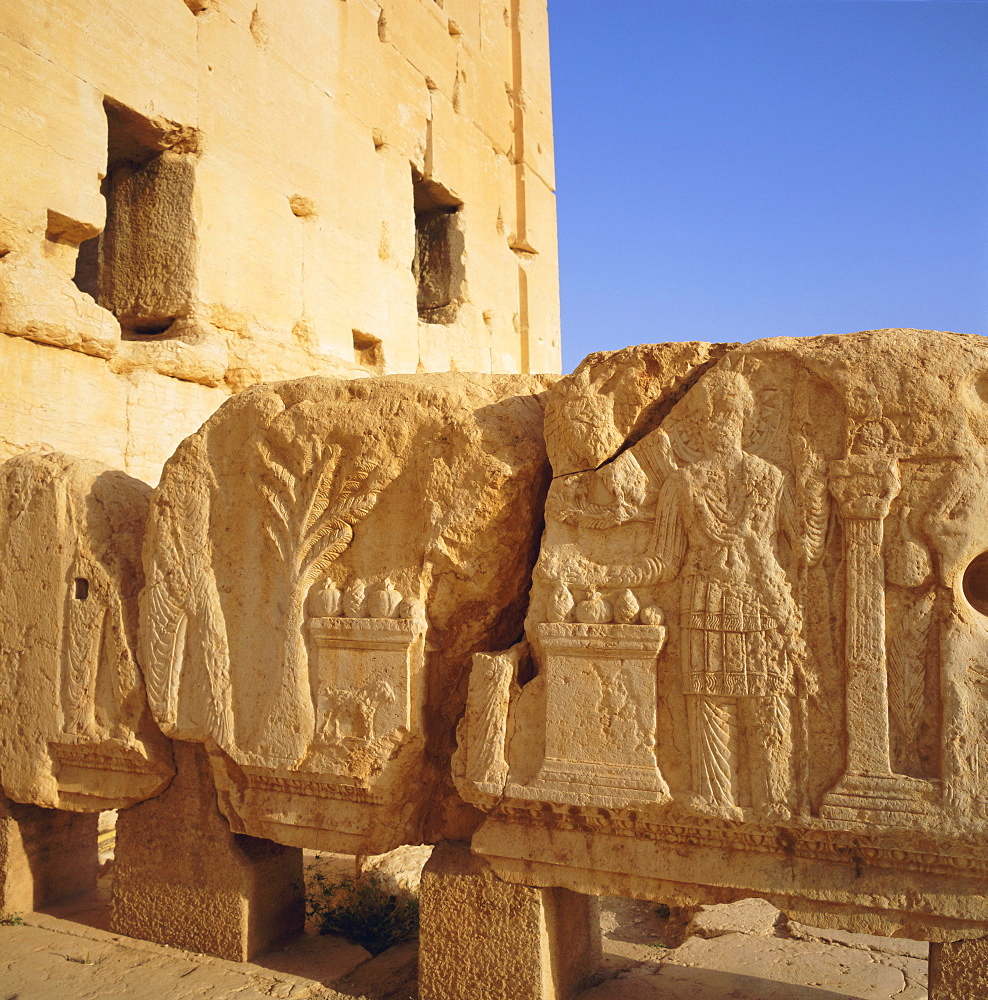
0 328 232 488
419 842 601 1000
0 252 119 359
98 151 198 335
0 34 106 242
516 243 562 375
379 0 460 101
1 0 197 129
930 937 988 999
462 23 515 154
246 0 342 97
514 0 555 189
337 3 432 157
194 155 305 335
111 742 304 961
515 165 558 256
689 898 784 938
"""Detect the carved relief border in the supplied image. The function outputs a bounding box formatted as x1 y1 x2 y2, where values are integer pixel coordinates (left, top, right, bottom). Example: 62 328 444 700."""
493 799 988 879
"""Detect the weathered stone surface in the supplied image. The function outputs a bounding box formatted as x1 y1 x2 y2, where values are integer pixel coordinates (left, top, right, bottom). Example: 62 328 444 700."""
788 919 930 960
459 329 988 941
594 896 929 1000
0 451 173 811
0 889 935 1000
0 0 561 485
141 373 553 854
589 933 926 1000
689 898 784 939
419 841 601 1000
929 935 988 999
0 912 370 1000
111 741 304 962
358 843 433 893
0 333 230 486
0 252 118 359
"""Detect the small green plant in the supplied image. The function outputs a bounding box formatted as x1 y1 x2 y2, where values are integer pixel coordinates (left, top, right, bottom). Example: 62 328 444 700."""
307 870 419 956
0 913 24 926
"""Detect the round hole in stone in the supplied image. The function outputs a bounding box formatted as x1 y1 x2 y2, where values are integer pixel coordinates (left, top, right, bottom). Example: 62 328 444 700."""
962 553 988 615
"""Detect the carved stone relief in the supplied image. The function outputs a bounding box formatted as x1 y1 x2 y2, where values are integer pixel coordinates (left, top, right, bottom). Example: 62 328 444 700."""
0 452 173 811
142 373 553 854
456 331 988 940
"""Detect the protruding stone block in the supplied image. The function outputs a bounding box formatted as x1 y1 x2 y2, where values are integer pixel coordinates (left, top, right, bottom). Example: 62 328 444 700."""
929 936 988 1000
0 793 98 914
110 742 304 961
419 841 601 1000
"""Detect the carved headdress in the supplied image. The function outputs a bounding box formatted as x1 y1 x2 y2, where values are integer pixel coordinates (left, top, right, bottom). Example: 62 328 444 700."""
690 361 756 424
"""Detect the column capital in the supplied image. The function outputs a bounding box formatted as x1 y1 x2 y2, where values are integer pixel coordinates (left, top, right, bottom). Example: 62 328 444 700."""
827 454 900 520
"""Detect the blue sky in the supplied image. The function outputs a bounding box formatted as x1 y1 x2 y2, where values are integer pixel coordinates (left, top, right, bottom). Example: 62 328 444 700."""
548 0 988 372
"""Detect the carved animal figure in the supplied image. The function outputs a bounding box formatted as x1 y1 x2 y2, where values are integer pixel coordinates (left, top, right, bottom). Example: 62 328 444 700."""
322 678 397 741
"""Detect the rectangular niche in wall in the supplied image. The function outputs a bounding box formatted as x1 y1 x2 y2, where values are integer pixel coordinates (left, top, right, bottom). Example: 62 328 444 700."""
73 100 200 338
412 169 464 325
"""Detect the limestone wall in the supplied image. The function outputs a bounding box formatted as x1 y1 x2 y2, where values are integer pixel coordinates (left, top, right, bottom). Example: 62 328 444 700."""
0 0 559 482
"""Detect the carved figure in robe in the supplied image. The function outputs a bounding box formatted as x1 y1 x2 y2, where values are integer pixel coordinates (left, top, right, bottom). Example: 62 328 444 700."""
657 373 803 817
609 368 825 819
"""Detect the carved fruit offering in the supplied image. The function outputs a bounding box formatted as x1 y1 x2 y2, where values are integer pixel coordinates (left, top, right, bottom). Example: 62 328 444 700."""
613 589 640 624
640 605 664 626
397 596 425 622
310 580 342 617
576 590 613 624
368 579 403 618
547 582 575 622
342 579 366 618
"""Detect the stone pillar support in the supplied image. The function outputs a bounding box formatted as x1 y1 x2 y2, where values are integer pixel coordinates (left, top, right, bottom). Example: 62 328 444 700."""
929 936 988 999
110 741 304 961
419 841 601 1000
0 793 98 915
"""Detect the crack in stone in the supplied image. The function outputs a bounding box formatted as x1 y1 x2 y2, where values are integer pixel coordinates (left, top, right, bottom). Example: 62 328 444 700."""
550 342 739 481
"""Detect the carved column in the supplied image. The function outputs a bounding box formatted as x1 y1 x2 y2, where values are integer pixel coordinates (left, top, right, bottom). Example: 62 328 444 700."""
461 647 517 797
821 454 937 823
507 622 669 809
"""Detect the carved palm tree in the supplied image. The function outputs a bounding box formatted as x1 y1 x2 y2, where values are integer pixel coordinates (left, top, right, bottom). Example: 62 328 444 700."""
255 425 380 761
